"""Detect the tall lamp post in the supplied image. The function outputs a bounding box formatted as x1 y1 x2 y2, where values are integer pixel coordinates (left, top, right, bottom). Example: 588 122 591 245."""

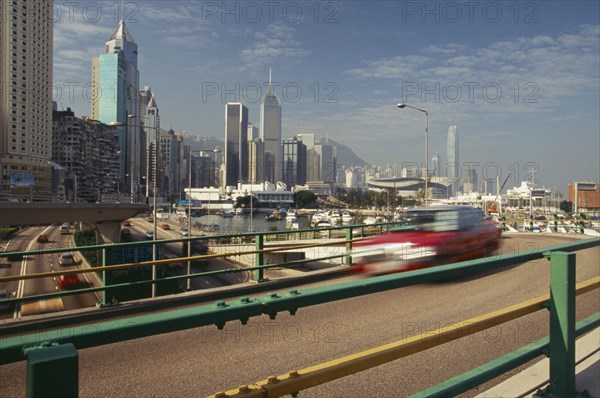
111 117 160 298
396 103 429 206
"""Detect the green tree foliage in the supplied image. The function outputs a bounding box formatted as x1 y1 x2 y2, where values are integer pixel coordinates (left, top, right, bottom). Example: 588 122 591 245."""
74 229 98 266
560 200 573 213
294 190 317 208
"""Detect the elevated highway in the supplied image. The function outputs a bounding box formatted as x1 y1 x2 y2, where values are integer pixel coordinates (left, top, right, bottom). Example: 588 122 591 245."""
0 202 148 243
0 234 598 397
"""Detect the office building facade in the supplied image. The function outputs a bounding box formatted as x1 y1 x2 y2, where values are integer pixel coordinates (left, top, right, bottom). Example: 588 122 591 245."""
260 70 282 183
446 125 459 195
1 0 54 193
282 138 307 188
224 102 248 187
91 19 141 196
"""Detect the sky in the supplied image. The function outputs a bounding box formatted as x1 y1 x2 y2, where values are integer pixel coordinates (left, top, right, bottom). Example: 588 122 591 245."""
52 1 600 194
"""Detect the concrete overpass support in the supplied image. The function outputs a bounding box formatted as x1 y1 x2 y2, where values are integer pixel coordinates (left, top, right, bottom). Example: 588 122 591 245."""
94 221 122 244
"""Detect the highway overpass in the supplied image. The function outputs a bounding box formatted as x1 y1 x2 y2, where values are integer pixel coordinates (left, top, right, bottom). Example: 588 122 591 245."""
0 202 148 243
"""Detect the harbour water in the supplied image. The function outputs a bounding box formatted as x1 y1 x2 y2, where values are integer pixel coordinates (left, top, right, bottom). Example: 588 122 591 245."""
187 213 311 234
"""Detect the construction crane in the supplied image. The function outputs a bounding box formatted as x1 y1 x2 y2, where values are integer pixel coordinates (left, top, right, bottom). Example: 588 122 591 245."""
487 173 512 214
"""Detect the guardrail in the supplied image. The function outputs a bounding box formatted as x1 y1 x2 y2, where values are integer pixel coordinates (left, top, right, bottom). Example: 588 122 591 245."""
0 222 397 307
0 235 598 397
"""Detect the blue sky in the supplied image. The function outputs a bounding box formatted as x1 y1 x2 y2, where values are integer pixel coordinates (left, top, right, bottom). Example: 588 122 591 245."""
53 1 599 193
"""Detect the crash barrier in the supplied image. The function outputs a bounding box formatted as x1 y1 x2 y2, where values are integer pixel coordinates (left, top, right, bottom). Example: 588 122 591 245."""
0 221 397 308
0 238 598 397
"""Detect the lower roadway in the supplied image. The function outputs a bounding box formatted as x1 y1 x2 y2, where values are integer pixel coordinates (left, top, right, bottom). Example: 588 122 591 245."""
0 234 598 397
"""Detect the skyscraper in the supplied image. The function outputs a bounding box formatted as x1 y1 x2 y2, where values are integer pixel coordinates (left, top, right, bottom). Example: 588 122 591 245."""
431 154 440 177
91 19 141 197
1 0 54 193
143 92 160 199
260 69 282 183
282 138 307 188
224 102 248 187
447 126 459 195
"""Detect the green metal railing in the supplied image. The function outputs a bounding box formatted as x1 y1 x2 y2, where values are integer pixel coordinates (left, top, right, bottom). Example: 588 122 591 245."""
0 237 597 397
0 222 395 307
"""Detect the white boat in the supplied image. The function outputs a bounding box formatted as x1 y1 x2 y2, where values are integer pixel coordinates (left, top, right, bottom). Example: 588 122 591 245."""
286 210 297 223
341 211 353 224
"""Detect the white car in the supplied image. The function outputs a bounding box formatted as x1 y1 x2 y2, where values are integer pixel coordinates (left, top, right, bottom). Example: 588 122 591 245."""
59 253 76 266
145 231 154 239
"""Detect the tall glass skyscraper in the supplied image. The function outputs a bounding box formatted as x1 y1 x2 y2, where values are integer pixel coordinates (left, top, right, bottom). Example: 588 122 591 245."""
91 20 140 197
224 102 248 187
447 125 459 195
260 69 282 183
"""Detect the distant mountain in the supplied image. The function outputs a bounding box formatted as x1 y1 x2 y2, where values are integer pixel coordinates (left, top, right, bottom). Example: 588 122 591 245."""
317 138 369 167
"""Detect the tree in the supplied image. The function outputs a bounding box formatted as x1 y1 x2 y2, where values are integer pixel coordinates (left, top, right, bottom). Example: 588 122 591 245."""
559 200 572 213
294 190 317 208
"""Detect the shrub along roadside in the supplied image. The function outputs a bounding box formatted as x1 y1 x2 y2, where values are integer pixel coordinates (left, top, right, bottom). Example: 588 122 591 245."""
74 229 98 267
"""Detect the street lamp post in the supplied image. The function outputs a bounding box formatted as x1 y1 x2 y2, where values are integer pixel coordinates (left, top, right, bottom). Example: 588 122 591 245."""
396 103 429 206
111 117 159 297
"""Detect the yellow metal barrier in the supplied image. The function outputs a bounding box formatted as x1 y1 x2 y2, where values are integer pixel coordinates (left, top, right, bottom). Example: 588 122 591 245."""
209 276 600 398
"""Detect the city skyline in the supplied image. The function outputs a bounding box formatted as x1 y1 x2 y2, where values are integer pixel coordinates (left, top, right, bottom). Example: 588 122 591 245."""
52 1 600 191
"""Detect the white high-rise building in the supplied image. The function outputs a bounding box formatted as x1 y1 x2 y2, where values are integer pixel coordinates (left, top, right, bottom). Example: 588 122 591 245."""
260 69 282 183
1 0 54 193
447 126 459 195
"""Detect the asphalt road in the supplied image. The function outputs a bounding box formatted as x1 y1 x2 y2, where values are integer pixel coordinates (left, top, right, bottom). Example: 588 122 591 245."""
0 234 598 397
0 225 100 319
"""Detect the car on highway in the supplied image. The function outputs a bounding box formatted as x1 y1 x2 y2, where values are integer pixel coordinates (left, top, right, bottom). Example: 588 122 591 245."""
180 227 189 237
60 223 70 235
122 220 132 227
37 234 49 243
352 206 501 275
160 224 170 230
59 253 76 266
57 274 80 289
145 231 154 239
121 228 132 236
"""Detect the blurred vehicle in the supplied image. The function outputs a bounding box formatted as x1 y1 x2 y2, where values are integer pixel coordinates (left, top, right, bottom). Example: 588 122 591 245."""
60 223 70 235
160 224 170 230
122 220 131 227
59 253 76 266
121 228 132 235
37 234 49 243
146 217 154 223
180 227 189 237
58 274 80 289
145 231 154 239
0 289 10 311
352 206 501 275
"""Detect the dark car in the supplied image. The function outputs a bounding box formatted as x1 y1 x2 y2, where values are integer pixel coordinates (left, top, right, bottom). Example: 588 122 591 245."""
160 224 170 230
37 234 49 243
352 206 501 275
122 220 132 227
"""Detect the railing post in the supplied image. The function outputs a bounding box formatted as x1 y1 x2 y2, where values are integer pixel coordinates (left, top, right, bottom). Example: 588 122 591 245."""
254 233 264 282
548 251 576 397
344 226 352 265
101 247 110 306
25 343 78 398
